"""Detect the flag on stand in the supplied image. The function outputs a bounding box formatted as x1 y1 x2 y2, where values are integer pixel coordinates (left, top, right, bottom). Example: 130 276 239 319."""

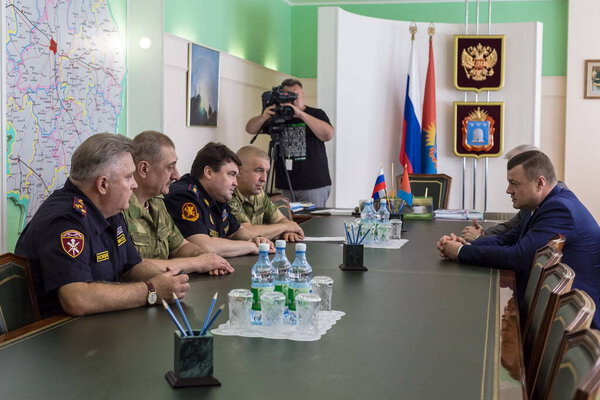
399 31 422 174
421 30 438 173
371 167 387 200
397 166 413 206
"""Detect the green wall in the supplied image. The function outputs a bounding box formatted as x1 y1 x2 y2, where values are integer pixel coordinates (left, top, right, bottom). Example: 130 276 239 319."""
164 0 292 74
291 0 567 78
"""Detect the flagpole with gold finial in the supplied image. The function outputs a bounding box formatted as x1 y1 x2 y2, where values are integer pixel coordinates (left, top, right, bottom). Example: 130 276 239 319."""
409 21 417 40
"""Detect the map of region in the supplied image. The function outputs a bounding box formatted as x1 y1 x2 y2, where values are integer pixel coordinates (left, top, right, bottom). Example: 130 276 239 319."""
5 0 126 229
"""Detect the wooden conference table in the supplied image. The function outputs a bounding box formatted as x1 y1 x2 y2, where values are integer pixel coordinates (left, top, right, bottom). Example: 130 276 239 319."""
0 217 524 399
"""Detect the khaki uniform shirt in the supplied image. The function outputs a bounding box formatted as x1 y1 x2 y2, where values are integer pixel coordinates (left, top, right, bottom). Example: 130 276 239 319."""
122 194 184 259
229 188 283 225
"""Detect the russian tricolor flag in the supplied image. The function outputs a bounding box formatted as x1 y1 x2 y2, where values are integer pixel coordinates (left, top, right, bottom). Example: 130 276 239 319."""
371 168 387 200
399 36 422 174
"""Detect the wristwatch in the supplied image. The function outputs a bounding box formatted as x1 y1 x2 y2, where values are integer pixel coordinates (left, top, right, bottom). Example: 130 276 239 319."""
145 282 158 305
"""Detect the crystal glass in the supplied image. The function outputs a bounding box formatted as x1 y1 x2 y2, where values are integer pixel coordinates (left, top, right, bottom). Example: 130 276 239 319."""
227 289 253 328
311 276 334 311
295 293 321 339
390 219 402 240
260 291 286 330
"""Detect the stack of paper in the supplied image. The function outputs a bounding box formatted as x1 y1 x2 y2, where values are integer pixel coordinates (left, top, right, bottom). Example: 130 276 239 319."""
434 209 484 220
290 202 317 212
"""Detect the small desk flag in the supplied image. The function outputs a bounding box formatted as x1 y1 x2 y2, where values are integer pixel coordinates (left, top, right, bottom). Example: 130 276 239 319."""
398 167 413 206
371 168 387 200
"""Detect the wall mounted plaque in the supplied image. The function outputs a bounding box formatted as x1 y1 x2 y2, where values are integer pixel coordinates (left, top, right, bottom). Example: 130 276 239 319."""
454 35 505 92
453 102 504 158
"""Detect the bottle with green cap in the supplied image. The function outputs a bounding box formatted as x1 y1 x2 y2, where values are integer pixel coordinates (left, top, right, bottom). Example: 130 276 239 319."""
287 243 312 324
250 242 274 325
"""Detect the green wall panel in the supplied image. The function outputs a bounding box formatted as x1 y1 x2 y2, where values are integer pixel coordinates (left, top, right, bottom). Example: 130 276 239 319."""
291 0 567 78
164 0 292 74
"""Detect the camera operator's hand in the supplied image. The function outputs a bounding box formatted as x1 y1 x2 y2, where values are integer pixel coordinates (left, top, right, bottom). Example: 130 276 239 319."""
246 105 276 134
261 104 276 119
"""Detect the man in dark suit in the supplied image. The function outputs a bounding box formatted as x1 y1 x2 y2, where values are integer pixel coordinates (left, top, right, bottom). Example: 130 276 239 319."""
437 150 600 327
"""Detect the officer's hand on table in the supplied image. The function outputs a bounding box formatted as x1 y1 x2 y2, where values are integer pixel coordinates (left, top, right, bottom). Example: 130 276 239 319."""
283 232 303 242
197 253 234 275
251 236 275 253
150 267 190 301
461 219 484 242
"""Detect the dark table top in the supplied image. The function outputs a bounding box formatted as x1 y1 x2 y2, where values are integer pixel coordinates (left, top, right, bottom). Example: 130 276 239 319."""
0 218 503 399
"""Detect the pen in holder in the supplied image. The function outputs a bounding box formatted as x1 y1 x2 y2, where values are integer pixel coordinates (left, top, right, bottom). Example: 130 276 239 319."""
165 330 221 388
339 243 367 271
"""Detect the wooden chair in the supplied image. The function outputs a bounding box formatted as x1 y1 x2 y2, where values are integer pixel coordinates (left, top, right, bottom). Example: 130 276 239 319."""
522 263 575 369
547 233 566 252
396 173 452 210
574 360 600 400
521 240 565 332
0 253 40 334
528 290 596 399
269 194 292 220
544 329 600 400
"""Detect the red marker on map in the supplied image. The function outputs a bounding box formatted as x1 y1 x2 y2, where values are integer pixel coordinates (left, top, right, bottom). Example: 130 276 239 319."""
49 38 57 55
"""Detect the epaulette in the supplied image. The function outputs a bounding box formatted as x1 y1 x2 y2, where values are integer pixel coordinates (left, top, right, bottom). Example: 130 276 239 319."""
72 196 87 217
187 184 200 197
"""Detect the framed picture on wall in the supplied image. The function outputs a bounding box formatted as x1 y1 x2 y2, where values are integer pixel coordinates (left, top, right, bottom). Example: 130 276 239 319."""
454 35 505 92
584 60 600 99
453 102 504 158
187 43 220 126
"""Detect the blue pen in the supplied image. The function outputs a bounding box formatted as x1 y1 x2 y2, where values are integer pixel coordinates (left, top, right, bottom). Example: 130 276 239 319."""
344 223 351 244
358 228 372 245
172 293 193 336
200 304 224 336
350 225 356 245
356 224 362 245
161 299 187 336
200 292 218 334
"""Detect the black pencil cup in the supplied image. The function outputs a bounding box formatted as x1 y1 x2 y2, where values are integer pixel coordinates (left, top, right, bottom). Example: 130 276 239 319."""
339 244 367 271
165 330 221 388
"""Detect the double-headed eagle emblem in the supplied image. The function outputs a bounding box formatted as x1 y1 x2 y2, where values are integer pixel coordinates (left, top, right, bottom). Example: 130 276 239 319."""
461 43 498 81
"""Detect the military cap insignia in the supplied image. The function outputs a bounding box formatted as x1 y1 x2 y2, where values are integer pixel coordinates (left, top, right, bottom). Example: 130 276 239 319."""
72 197 87 216
182 202 200 222
61 230 85 258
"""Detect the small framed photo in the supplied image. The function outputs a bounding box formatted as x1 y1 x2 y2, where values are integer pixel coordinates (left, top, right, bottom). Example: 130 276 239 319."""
584 60 600 99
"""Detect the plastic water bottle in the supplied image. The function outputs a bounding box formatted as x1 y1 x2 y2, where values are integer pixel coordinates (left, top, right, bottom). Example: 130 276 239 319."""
287 243 312 324
360 199 376 245
250 243 275 324
272 240 291 314
378 199 391 245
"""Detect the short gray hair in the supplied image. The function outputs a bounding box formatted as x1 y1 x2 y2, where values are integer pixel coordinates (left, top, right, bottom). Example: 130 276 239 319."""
504 144 539 159
132 130 175 164
70 133 134 182
237 145 269 165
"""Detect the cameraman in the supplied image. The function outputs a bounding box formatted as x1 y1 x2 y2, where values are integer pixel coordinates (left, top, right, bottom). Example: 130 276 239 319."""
245 78 334 207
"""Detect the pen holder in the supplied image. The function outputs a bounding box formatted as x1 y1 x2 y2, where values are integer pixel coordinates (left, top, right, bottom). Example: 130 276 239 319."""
165 330 221 388
339 244 368 271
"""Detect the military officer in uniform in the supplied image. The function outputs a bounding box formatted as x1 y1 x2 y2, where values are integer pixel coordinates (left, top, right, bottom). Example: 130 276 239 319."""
164 142 273 257
123 130 234 275
15 133 189 318
229 145 304 241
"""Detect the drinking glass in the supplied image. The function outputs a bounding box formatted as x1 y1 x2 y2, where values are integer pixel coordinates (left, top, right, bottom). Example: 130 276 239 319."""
260 291 286 330
311 276 334 311
295 293 321 339
227 289 253 328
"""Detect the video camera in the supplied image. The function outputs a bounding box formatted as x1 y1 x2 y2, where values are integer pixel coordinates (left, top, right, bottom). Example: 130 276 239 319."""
261 86 298 125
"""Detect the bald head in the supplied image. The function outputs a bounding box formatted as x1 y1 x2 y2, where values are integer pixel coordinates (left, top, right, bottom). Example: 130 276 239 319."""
237 146 269 165
236 146 270 196
505 144 539 160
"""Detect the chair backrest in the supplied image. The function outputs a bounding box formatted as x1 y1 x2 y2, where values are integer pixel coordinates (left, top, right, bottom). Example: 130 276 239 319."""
396 173 452 210
0 253 40 334
522 243 564 328
547 233 566 252
545 329 600 400
523 263 575 367
574 361 600 400
269 194 292 220
529 290 596 399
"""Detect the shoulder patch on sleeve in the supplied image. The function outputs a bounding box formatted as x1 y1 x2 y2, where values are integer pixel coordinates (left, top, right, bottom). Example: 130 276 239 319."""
182 202 200 222
61 230 85 258
72 196 87 216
